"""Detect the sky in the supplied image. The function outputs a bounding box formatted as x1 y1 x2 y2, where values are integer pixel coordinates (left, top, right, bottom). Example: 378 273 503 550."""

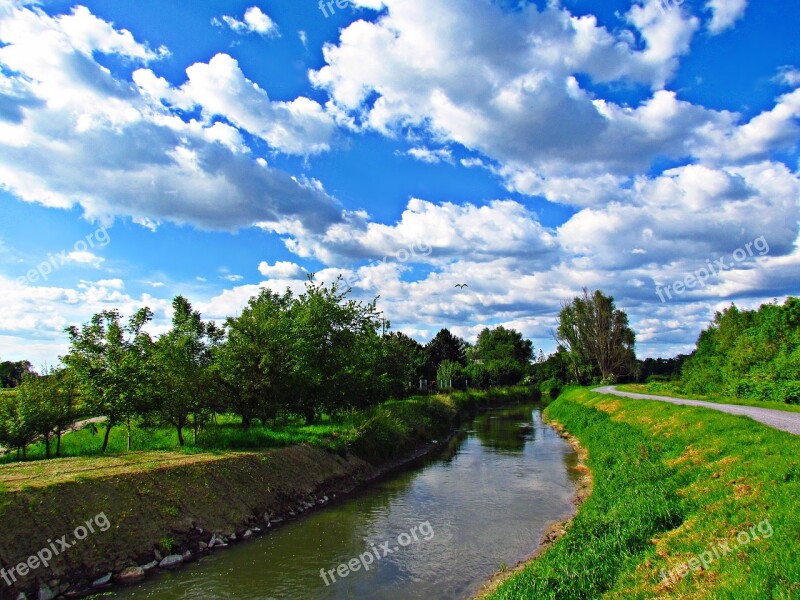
0 0 799 368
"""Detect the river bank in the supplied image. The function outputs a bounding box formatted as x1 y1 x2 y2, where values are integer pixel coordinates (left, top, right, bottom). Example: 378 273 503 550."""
0 387 534 600
482 387 800 599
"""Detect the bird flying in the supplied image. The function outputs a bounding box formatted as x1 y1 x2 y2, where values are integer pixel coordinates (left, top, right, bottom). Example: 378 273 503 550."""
455 283 469 289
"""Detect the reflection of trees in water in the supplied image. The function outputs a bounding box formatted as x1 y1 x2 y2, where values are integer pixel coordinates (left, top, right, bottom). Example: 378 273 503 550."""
473 408 535 453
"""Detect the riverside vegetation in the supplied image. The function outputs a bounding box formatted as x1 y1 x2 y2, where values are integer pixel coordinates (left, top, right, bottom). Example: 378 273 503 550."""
486 387 800 600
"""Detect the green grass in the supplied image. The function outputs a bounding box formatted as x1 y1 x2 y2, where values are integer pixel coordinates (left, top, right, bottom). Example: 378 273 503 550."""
617 382 800 414
1 386 534 464
486 387 800 600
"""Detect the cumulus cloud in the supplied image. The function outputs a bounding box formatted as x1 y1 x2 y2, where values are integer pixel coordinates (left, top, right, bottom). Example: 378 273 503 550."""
706 0 748 34
311 0 799 207
0 3 342 232
214 7 279 37
135 53 336 156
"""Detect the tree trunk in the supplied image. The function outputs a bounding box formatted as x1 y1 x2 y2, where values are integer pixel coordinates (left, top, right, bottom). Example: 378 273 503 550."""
56 427 62 457
101 422 113 452
177 426 185 447
305 407 316 425
44 433 51 459
126 417 132 451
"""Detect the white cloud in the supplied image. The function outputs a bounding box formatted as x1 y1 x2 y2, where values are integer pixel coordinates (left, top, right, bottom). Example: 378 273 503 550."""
257 261 305 279
67 250 104 267
222 274 244 282
215 7 278 37
406 147 454 164
777 67 800 87
135 53 336 155
705 0 748 34
0 3 343 231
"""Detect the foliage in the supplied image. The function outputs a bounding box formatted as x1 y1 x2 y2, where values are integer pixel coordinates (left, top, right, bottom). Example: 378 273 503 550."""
0 360 32 388
682 297 800 404
474 326 533 385
63 308 154 452
152 296 223 445
556 288 636 384
488 387 800 599
424 328 467 379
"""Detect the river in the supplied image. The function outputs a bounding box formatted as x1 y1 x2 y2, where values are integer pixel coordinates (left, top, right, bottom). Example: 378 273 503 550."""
111 403 579 599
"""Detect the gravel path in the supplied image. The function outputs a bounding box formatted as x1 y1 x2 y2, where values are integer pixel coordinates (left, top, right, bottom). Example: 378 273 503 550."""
594 386 800 436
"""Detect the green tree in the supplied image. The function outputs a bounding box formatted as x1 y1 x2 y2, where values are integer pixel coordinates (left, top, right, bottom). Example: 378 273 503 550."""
16 368 78 458
153 296 223 445
380 332 426 397
0 360 32 388
215 288 294 428
424 329 467 379
63 308 154 452
0 389 36 459
556 289 636 384
288 276 384 422
474 326 533 385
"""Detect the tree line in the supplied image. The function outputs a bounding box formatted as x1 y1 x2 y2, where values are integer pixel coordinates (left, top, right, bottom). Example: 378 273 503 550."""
0 277 535 459
681 297 800 403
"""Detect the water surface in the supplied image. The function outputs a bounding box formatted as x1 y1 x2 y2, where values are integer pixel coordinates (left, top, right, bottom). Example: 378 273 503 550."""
112 404 579 600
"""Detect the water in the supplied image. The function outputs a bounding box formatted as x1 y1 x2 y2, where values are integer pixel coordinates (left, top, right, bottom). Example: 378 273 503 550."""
112 404 579 600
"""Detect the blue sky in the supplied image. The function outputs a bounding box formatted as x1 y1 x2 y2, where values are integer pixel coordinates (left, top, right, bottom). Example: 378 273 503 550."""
1 0 799 367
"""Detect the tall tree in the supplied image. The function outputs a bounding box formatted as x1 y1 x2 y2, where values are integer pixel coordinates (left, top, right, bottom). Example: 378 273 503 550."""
556 289 636 384
380 332 426 397
215 288 294 428
424 329 467 379
153 296 223 445
288 276 384 422
474 326 534 385
63 308 154 452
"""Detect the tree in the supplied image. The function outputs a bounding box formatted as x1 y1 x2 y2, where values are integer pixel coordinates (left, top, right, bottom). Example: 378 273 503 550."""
682 298 800 403
556 289 636 384
0 360 32 388
474 326 533 385
16 368 77 458
424 329 467 379
153 297 223 445
380 332 426 397
0 391 36 459
288 276 384 422
215 288 294 428
63 308 154 452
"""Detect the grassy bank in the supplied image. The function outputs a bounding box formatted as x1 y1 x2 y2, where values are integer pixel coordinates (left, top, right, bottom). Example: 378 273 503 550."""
485 387 800 600
0 387 532 598
617 382 800 414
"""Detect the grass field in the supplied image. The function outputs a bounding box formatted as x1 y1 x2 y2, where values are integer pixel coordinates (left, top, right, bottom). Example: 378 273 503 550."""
486 387 800 600
0 386 530 465
617 382 800 414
